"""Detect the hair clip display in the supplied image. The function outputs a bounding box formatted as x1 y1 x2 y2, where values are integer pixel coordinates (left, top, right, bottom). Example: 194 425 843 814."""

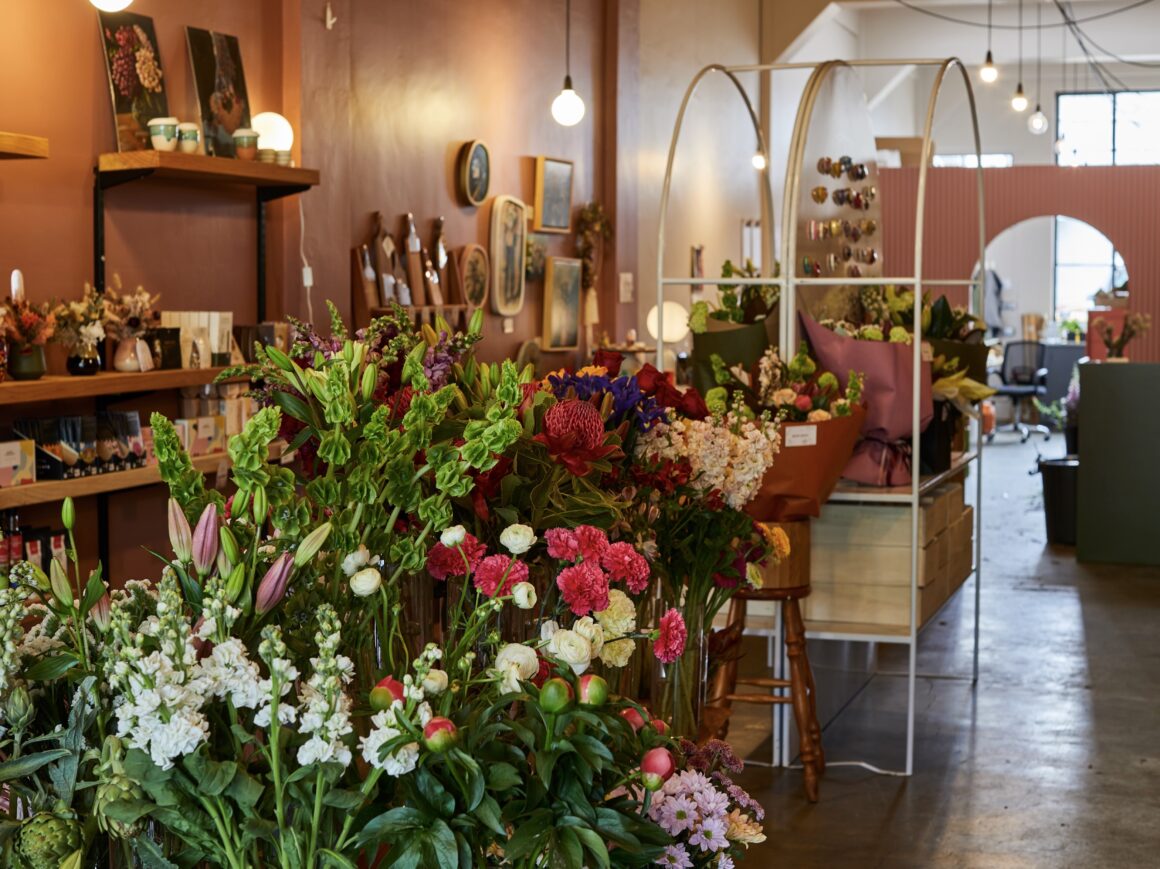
847 162 868 181
847 264 862 277
817 157 833 175
811 186 829 204
858 247 879 265
860 218 878 237
802 256 823 277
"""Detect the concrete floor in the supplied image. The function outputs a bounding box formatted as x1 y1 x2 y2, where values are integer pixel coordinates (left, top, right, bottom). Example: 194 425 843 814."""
733 434 1160 868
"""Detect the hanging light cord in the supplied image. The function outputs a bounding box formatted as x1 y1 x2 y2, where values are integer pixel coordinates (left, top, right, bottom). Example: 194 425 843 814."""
1018 0 1024 84
890 0 1153 29
565 0 572 80
987 0 993 52
1036 1 1042 103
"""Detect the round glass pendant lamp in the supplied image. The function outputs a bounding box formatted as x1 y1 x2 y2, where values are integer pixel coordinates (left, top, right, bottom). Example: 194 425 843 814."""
252 112 295 151
1028 105 1049 135
980 51 999 83
1011 83 1028 113
91 0 133 10
551 0 586 126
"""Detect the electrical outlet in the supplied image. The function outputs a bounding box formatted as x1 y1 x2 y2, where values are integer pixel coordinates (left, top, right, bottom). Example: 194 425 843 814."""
503 318 515 334
618 272 634 303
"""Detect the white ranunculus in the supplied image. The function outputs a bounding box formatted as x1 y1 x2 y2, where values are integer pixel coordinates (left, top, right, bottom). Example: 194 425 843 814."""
494 643 539 693
341 545 370 576
499 523 537 556
440 525 467 547
540 620 560 643
512 582 538 610
422 669 449 696
547 629 592 675
571 617 604 657
349 567 382 597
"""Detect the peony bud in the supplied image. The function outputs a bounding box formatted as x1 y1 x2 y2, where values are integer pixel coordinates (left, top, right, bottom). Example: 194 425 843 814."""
349 567 382 597
168 499 192 563
61 497 75 533
423 717 458 753
294 522 333 569
370 676 405 711
539 677 574 714
49 558 73 607
577 674 609 707
90 594 112 632
255 553 293 615
440 525 466 548
192 504 220 577
620 707 645 733
511 582 537 610
499 523 537 555
649 718 669 736
641 747 676 792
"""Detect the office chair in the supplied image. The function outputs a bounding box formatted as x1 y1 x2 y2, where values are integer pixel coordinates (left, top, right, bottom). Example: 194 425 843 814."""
988 340 1050 443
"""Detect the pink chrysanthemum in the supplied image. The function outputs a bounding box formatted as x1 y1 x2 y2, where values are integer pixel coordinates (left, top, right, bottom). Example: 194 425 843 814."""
601 542 651 594
575 525 610 562
654 608 687 664
473 554 528 598
556 560 611 616
426 534 487 580
545 527 581 562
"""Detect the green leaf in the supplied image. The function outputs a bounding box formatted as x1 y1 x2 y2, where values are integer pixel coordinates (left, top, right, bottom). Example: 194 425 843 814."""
23 653 79 682
322 787 366 811
59 850 84 869
427 819 458 869
79 572 106 616
574 827 611 868
225 768 264 808
102 799 156 827
318 850 358 869
0 748 70 782
486 762 521 792
355 806 428 846
133 836 179 869
241 816 277 846
471 795 505 836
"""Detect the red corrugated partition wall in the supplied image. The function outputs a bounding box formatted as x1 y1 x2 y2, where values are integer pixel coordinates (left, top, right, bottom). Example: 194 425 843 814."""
880 165 1160 362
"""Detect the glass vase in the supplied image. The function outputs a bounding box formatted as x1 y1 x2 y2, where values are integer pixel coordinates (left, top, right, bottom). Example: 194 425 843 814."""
8 343 46 381
67 343 102 376
651 594 708 740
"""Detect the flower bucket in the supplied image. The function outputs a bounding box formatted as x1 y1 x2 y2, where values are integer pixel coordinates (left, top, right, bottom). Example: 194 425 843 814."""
745 405 866 522
690 309 777 394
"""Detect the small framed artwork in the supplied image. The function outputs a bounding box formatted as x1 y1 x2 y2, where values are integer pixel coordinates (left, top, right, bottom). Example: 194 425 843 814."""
490 197 528 316
186 27 252 157
98 11 170 152
457 140 491 207
459 243 490 308
542 257 582 350
533 157 574 233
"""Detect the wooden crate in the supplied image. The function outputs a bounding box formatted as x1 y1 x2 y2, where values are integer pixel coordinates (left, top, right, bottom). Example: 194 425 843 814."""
812 484 962 550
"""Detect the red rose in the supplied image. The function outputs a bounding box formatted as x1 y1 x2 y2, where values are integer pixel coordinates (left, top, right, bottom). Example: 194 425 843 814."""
794 394 813 413
677 387 710 420
593 349 625 375
635 363 665 395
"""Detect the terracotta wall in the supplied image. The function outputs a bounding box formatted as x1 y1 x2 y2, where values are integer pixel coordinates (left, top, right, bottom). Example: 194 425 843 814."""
880 165 1160 362
298 0 609 363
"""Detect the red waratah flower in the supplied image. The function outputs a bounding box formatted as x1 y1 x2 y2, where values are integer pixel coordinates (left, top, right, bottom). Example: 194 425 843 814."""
654 608 687 664
532 399 620 477
426 533 487 580
473 554 528 597
575 525 610 561
545 527 581 561
601 542 650 594
556 560 611 616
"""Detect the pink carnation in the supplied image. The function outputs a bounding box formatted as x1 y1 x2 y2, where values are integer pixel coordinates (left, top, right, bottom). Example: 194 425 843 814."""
601 542 651 594
545 527 581 562
426 534 487 580
654 608 687 664
556 561 611 616
473 554 528 598
575 525 610 561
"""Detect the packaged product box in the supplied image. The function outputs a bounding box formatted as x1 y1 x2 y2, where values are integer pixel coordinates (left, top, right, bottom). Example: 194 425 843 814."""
141 425 156 466
191 416 226 456
0 439 35 487
172 419 193 454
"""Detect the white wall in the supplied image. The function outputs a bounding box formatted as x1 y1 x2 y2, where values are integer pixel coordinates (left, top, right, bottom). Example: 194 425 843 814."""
984 218 1056 336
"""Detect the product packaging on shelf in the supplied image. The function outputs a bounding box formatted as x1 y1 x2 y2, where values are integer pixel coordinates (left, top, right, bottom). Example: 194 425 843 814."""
0 439 36 487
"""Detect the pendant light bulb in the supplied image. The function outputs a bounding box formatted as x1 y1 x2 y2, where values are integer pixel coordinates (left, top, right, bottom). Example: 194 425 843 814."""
90 0 133 9
1053 135 1066 155
552 76 586 127
980 51 999 84
1011 84 1028 113
751 152 767 171
1028 105 1048 135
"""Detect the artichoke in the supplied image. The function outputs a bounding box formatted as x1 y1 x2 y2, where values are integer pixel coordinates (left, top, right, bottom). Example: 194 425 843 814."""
94 735 144 839
12 810 82 869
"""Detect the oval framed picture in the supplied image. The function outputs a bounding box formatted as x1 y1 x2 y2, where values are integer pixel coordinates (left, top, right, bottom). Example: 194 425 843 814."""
489 195 528 317
458 243 490 309
457 139 490 207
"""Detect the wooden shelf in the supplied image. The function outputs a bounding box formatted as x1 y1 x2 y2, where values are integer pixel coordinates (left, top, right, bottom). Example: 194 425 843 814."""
369 304 470 315
828 451 978 504
0 368 241 406
0 132 49 160
0 452 228 509
97 152 319 201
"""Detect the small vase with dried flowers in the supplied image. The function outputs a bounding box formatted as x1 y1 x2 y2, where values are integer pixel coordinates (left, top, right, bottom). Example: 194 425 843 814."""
55 282 108 376
1093 312 1152 361
103 275 160 372
3 286 56 382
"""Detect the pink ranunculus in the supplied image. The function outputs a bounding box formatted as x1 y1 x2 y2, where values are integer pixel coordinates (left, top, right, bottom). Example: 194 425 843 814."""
473 554 528 598
575 525 610 562
426 533 487 580
545 527 581 562
556 560 611 616
601 541 650 594
654 608 687 664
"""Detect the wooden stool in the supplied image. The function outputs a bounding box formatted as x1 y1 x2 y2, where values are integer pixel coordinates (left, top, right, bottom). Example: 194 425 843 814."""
706 520 824 802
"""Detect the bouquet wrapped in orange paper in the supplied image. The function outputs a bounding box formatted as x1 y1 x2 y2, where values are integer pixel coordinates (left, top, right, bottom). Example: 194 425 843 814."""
705 342 866 521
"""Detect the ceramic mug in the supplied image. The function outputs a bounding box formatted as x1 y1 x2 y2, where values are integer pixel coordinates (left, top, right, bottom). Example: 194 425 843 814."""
258 148 277 164
147 117 179 152
233 128 259 160
275 150 292 167
176 122 200 154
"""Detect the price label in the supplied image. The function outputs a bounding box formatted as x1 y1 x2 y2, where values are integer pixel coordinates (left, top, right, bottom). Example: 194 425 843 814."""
785 425 818 447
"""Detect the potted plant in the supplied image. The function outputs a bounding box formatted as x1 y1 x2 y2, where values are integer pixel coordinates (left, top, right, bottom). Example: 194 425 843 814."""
1092 312 1151 360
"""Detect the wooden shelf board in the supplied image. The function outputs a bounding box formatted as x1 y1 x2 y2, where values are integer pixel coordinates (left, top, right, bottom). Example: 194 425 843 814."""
369 304 470 314
0 368 240 406
97 152 319 196
0 453 228 509
0 132 49 160
828 451 978 503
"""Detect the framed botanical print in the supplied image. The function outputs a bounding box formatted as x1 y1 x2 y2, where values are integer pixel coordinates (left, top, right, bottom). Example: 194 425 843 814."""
542 257 582 351
490 196 528 317
98 11 170 152
457 140 490 207
533 156 574 233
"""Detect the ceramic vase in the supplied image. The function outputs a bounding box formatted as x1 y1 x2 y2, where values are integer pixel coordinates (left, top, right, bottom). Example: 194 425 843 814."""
113 338 142 372
9 344 46 381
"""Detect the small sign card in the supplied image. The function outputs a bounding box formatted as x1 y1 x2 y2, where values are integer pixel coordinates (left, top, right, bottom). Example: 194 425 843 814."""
785 425 818 447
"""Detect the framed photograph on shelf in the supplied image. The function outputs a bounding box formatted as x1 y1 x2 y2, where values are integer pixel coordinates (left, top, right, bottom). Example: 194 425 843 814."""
186 27 252 157
542 257 582 350
459 244 490 309
98 11 169 152
457 140 490 207
533 156 574 233
490 196 528 317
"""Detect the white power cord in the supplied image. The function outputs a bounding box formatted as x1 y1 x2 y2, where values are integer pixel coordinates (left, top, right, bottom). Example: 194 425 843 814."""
299 197 314 324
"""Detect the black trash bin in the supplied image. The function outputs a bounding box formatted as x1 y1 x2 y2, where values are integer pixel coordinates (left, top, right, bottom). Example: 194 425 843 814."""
1040 458 1078 545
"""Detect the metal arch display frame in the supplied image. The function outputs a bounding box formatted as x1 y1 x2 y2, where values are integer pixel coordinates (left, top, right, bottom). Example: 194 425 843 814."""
655 57 986 777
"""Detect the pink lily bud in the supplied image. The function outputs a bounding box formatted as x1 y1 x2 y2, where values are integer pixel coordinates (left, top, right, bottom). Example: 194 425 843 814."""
192 504 221 577
91 593 111 632
255 553 294 615
168 499 192 563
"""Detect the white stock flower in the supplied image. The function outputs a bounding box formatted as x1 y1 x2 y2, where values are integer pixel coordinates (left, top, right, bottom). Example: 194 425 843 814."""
511 582 538 610
499 524 537 556
493 643 539 694
349 567 383 597
572 617 604 657
547 629 592 675
440 525 467 547
359 708 420 776
422 669 449 696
